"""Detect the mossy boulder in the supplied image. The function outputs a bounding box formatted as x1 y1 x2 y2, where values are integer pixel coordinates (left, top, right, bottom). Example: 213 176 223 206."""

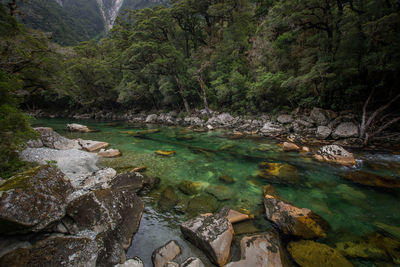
0 165 73 234
187 194 219 215
340 171 400 189
178 180 202 195
287 240 353 267
258 162 299 184
158 186 179 211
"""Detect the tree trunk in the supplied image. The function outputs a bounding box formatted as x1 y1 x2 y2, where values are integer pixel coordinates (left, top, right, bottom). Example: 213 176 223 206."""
174 75 190 114
196 74 211 117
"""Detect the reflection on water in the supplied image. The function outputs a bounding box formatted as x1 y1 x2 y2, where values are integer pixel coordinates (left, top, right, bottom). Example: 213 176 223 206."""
33 118 400 266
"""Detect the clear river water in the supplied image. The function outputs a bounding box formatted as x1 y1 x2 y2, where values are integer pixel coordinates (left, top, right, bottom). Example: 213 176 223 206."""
33 118 400 266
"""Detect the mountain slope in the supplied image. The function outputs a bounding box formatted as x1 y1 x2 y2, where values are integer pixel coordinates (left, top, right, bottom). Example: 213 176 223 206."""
3 0 166 45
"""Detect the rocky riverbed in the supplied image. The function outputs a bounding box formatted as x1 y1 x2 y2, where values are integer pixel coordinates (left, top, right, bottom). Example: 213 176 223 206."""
1 122 400 267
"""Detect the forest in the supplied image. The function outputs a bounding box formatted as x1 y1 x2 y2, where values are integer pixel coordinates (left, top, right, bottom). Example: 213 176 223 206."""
1 0 400 176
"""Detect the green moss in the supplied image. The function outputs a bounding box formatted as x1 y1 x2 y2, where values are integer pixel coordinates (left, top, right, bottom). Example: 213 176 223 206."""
0 166 41 191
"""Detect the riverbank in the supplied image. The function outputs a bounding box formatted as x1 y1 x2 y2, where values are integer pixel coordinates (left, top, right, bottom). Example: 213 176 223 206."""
26 107 400 150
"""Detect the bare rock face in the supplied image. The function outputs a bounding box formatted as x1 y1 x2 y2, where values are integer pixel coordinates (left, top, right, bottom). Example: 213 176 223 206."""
180 213 234 266
287 240 354 267
34 127 81 150
0 235 99 267
316 126 332 140
314 145 356 166
225 232 291 267
264 194 331 239
332 122 359 139
0 166 73 234
78 139 109 152
151 240 181 267
66 123 92 133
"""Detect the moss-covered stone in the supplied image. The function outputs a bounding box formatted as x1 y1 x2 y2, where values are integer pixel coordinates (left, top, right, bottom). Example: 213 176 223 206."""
288 240 353 267
178 180 202 195
187 194 219 215
158 186 179 211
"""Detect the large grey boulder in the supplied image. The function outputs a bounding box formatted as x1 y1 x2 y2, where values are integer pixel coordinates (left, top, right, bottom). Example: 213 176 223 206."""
316 126 332 140
217 113 234 125
264 194 331 239
151 240 181 267
34 127 80 150
260 122 286 136
310 108 331 126
0 166 73 234
332 122 359 139
145 114 158 123
225 232 290 267
180 212 234 266
0 235 99 267
277 114 293 124
66 123 92 133
181 257 205 267
20 147 99 180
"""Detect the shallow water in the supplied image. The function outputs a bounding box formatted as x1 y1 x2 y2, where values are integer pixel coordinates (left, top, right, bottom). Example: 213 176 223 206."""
33 118 400 266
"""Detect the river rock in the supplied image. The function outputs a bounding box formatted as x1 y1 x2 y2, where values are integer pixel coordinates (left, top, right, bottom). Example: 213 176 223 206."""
205 185 234 201
180 212 234 266
152 240 181 267
264 194 331 239
219 175 234 184
310 108 331 126
314 145 356 166
34 127 81 150
146 114 158 123
187 194 219 214
332 122 359 139
232 220 260 235
181 257 205 267
277 114 293 124
260 122 286 136
226 209 250 224
316 126 332 139
20 147 99 180
98 148 121 158
178 180 202 195
26 138 43 148
339 171 400 189
225 231 290 267
66 123 92 133
287 240 353 267
158 186 179 211
258 162 299 184
0 235 99 267
282 142 300 152
70 167 117 190
115 257 144 267
0 166 73 234
335 233 398 262
78 139 109 152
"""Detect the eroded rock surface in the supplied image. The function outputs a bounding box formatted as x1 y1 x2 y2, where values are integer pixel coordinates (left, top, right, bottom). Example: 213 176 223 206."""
0 166 73 234
225 232 290 267
264 194 330 239
180 212 234 266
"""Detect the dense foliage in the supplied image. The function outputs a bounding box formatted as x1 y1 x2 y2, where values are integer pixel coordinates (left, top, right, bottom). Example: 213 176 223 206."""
26 0 398 115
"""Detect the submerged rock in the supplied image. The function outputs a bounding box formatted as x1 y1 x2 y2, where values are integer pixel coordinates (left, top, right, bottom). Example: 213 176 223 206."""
0 235 99 267
314 145 356 166
155 150 176 156
226 209 251 224
225 231 291 267
374 222 400 241
0 166 73 234
152 240 181 267
180 213 234 266
258 162 299 184
34 127 80 150
340 171 400 189
158 186 179 211
219 175 235 184
205 185 234 201
263 194 331 239
66 123 92 133
282 142 300 152
232 220 260 235
178 180 202 195
187 194 219 214
287 240 353 267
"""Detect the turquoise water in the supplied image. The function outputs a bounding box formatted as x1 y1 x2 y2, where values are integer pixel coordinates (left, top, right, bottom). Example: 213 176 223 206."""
33 118 400 266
